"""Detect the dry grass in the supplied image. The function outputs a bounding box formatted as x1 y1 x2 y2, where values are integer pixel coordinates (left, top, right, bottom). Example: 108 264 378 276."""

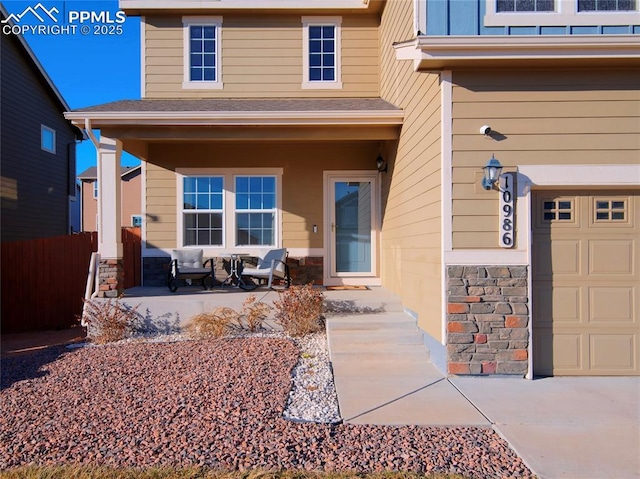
273 284 324 337
185 307 239 339
0 466 471 479
239 294 272 332
81 298 139 344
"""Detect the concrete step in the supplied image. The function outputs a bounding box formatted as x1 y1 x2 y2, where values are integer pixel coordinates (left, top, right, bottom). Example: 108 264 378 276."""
327 313 416 331
324 299 404 315
328 331 424 349
329 344 429 358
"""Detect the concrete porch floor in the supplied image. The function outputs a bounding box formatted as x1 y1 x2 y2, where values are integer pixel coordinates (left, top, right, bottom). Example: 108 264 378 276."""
120 285 404 332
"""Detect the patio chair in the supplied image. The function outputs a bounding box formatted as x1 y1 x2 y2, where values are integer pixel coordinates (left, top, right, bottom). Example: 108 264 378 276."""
238 248 291 291
167 249 215 292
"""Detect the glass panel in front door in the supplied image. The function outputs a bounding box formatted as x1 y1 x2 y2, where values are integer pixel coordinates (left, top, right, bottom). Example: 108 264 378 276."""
334 181 372 273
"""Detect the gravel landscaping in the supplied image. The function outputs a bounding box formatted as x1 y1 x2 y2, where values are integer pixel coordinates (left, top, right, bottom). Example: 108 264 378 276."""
0 337 534 478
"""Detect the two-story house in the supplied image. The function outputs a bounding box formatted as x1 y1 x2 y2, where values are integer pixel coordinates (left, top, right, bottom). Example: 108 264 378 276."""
1 5 82 242
65 0 639 378
78 165 143 231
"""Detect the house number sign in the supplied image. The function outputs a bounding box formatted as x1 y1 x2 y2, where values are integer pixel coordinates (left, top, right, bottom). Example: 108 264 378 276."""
499 173 516 248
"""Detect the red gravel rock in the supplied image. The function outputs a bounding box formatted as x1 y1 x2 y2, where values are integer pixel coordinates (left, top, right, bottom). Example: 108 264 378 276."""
0 339 534 478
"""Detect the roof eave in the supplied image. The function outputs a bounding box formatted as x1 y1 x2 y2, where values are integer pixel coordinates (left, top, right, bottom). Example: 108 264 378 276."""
64 110 405 127
395 34 640 70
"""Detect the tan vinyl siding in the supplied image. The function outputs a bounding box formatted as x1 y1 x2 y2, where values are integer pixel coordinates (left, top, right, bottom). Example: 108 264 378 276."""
379 0 442 339
144 142 377 250
451 69 640 250
144 14 378 98
81 182 98 231
122 170 142 227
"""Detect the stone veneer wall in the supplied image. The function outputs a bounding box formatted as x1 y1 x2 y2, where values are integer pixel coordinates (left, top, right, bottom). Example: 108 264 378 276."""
446 265 529 376
98 259 124 298
142 256 324 287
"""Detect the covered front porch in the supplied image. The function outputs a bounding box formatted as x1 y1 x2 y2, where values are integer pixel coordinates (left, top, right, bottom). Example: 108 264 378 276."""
65 98 403 297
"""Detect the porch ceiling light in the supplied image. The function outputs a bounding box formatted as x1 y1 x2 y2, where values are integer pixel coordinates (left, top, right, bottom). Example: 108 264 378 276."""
481 155 503 191
376 154 387 173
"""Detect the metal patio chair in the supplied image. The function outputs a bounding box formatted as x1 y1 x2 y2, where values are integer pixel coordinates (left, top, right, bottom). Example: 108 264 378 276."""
167 249 215 292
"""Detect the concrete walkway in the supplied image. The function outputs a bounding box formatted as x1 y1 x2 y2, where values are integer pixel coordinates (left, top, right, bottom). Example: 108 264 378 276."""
325 298 640 479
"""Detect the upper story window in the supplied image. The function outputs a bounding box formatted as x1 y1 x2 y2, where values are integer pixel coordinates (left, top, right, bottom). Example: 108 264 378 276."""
578 0 636 10
41 125 56 154
485 0 640 25
497 0 554 11
182 16 222 90
302 16 342 90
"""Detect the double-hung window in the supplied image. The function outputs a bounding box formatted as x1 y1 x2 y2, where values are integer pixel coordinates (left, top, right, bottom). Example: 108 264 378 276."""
302 17 342 89
178 169 282 250
235 176 276 246
183 176 224 246
182 16 222 89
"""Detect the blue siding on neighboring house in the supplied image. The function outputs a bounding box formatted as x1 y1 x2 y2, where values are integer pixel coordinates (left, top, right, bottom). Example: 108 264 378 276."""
425 0 639 36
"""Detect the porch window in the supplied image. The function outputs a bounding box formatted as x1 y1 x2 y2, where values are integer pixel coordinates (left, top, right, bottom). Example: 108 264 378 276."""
177 168 282 250
183 176 224 246
182 16 222 89
235 176 276 246
302 17 342 89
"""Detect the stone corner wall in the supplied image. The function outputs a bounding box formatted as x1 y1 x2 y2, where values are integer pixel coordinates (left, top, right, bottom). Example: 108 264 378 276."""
446 265 529 376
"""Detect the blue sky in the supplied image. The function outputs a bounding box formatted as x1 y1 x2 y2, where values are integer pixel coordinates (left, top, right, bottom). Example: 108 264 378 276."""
2 0 141 173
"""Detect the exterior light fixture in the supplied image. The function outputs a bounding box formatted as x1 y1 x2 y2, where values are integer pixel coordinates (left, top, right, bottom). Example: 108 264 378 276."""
376 154 387 173
481 155 503 190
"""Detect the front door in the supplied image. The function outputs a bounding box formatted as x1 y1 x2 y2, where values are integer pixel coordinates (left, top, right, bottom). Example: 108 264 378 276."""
326 174 378 281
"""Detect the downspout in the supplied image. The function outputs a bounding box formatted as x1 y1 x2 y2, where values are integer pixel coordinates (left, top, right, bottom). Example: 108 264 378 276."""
84 119 102 306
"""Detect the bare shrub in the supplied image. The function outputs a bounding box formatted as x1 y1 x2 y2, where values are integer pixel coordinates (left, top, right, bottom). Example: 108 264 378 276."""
273 283 324 337
186 307 239 339
238 294 272 332
82 298 139 344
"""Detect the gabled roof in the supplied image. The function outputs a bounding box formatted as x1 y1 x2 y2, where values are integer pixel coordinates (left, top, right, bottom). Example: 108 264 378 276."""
65 98 404 127
78 165 141 181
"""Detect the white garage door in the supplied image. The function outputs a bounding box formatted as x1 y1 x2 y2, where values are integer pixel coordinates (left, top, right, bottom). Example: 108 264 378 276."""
532 190 639 376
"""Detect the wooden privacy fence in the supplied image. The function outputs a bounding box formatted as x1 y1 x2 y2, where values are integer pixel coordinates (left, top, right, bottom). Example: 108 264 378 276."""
1 228 141 333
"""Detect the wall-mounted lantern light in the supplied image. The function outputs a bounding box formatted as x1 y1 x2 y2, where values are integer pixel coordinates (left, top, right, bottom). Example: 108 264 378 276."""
481 155 503 190
376 154 387 173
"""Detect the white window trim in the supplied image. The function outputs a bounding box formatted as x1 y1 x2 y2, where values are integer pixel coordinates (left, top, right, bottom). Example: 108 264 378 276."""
41 125 56 154
302 16 343 90
182 16 223 90
180 174 226 248
93 180 98 199
485 0 640 26
176 168 283 256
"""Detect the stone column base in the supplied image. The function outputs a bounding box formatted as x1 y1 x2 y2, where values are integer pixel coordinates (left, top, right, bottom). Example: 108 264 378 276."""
97 259 124 298
446 265 529 376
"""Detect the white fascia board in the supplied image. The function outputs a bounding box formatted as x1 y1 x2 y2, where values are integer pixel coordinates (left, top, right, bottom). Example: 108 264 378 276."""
64 110 405 126
395 35 640 66
120 0 369 11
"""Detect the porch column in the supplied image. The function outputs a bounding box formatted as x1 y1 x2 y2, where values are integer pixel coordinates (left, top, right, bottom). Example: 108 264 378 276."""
97 135 124 298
